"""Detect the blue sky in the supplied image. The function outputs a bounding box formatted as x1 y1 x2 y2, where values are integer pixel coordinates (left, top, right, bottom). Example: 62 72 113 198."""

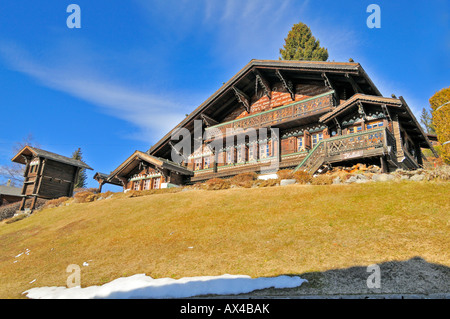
0 0 448 189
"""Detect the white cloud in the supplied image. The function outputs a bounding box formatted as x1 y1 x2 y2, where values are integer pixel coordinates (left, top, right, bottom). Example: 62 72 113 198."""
0 43 187 142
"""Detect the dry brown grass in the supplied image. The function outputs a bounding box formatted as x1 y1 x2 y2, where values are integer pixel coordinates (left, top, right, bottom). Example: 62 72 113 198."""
277 169 294 180
311 175 333 185
229 172 258 188
73 191 97 203
0 181 448 298
204 178 231 190
43 197 70 209
292 170 313 184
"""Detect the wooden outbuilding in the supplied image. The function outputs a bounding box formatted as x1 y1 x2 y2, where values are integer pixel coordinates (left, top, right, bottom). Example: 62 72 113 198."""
0 184 22 206
11 146 93 211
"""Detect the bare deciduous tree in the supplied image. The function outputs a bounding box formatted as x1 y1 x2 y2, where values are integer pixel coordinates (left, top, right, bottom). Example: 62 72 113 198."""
0 134 40 187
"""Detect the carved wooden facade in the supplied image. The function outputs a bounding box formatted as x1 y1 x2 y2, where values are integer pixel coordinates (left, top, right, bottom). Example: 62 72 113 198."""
103 151 193 192
104 60 436 188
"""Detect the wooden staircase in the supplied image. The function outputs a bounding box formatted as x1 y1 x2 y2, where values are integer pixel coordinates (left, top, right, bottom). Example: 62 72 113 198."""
293 127 399 175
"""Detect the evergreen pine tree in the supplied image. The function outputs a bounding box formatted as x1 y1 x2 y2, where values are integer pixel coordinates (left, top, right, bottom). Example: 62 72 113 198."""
72 148 87 189
279 22 329 61
420 107 435 134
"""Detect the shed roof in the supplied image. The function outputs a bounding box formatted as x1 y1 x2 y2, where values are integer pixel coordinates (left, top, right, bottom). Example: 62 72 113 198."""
0 185 22 197
11 146 93 170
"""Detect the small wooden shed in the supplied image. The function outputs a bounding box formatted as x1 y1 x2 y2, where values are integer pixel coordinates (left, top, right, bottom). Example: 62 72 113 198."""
11 146 93 211
0 184 22 206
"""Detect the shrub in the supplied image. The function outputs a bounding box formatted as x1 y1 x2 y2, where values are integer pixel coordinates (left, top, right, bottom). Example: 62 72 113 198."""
230 172 257 188
425 165 450 181
99 191 114 198
43 197 70 209
292 170 313 184
73 191 97 203
0 202 21 221
311 175 333 185
258 179 279 187
277 169 293 180
73 187 99 195
204 178 231 190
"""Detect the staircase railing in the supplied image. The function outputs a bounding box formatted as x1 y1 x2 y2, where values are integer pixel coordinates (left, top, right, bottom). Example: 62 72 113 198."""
294 127 394 174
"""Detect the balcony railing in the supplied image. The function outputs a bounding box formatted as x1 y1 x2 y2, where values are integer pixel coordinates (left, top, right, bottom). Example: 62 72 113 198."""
205 91 335 137
294 127 398 174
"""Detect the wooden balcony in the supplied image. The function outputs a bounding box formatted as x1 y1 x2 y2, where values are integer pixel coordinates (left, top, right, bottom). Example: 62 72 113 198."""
205 91 335 138
294 127 399 174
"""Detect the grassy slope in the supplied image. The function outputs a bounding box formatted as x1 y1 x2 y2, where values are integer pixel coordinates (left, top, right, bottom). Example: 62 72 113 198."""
0 182 449 298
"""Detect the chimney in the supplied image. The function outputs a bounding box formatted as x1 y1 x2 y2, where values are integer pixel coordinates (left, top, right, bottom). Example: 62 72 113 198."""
6 179 11 187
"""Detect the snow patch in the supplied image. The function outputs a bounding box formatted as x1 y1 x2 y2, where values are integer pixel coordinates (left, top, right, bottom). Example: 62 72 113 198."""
23 274 306 299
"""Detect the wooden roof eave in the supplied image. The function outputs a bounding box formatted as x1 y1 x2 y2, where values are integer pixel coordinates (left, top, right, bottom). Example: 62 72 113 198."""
398 97 438 156
319 94 402 123
109 151 193 180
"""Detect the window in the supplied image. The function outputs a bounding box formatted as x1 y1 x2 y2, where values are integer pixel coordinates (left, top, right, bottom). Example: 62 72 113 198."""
203 156 210 169
237 148 243 163
143 179 151 190
348 126 362 134
153 177 161 189
297 136 304 151
30 165 38 174
194 158 202 170
248 145 254 161
367 121 383 129
259 143 270 159
227 149 234 164
133 181 140 191
311 133 323 147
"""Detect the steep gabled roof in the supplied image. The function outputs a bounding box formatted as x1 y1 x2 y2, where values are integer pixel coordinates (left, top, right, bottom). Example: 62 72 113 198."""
148 59 382 158
109 151 193 179
11 146 93 170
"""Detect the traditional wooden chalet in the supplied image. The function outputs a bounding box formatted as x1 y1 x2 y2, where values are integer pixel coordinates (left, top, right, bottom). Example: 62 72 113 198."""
12 146 93 210
104 151 193 192
104 59 436 188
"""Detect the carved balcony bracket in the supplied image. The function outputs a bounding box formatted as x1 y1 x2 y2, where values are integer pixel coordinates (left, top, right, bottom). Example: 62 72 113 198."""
357 101 367 120
275 69 295 101
381 104 392 122
321 73 338 106
200 114 219 127
232 86 251 113
333 118 342 135
253 69 272 100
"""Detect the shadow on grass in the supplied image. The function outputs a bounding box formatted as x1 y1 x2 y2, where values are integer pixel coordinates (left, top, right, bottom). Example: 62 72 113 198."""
241 257 450 297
